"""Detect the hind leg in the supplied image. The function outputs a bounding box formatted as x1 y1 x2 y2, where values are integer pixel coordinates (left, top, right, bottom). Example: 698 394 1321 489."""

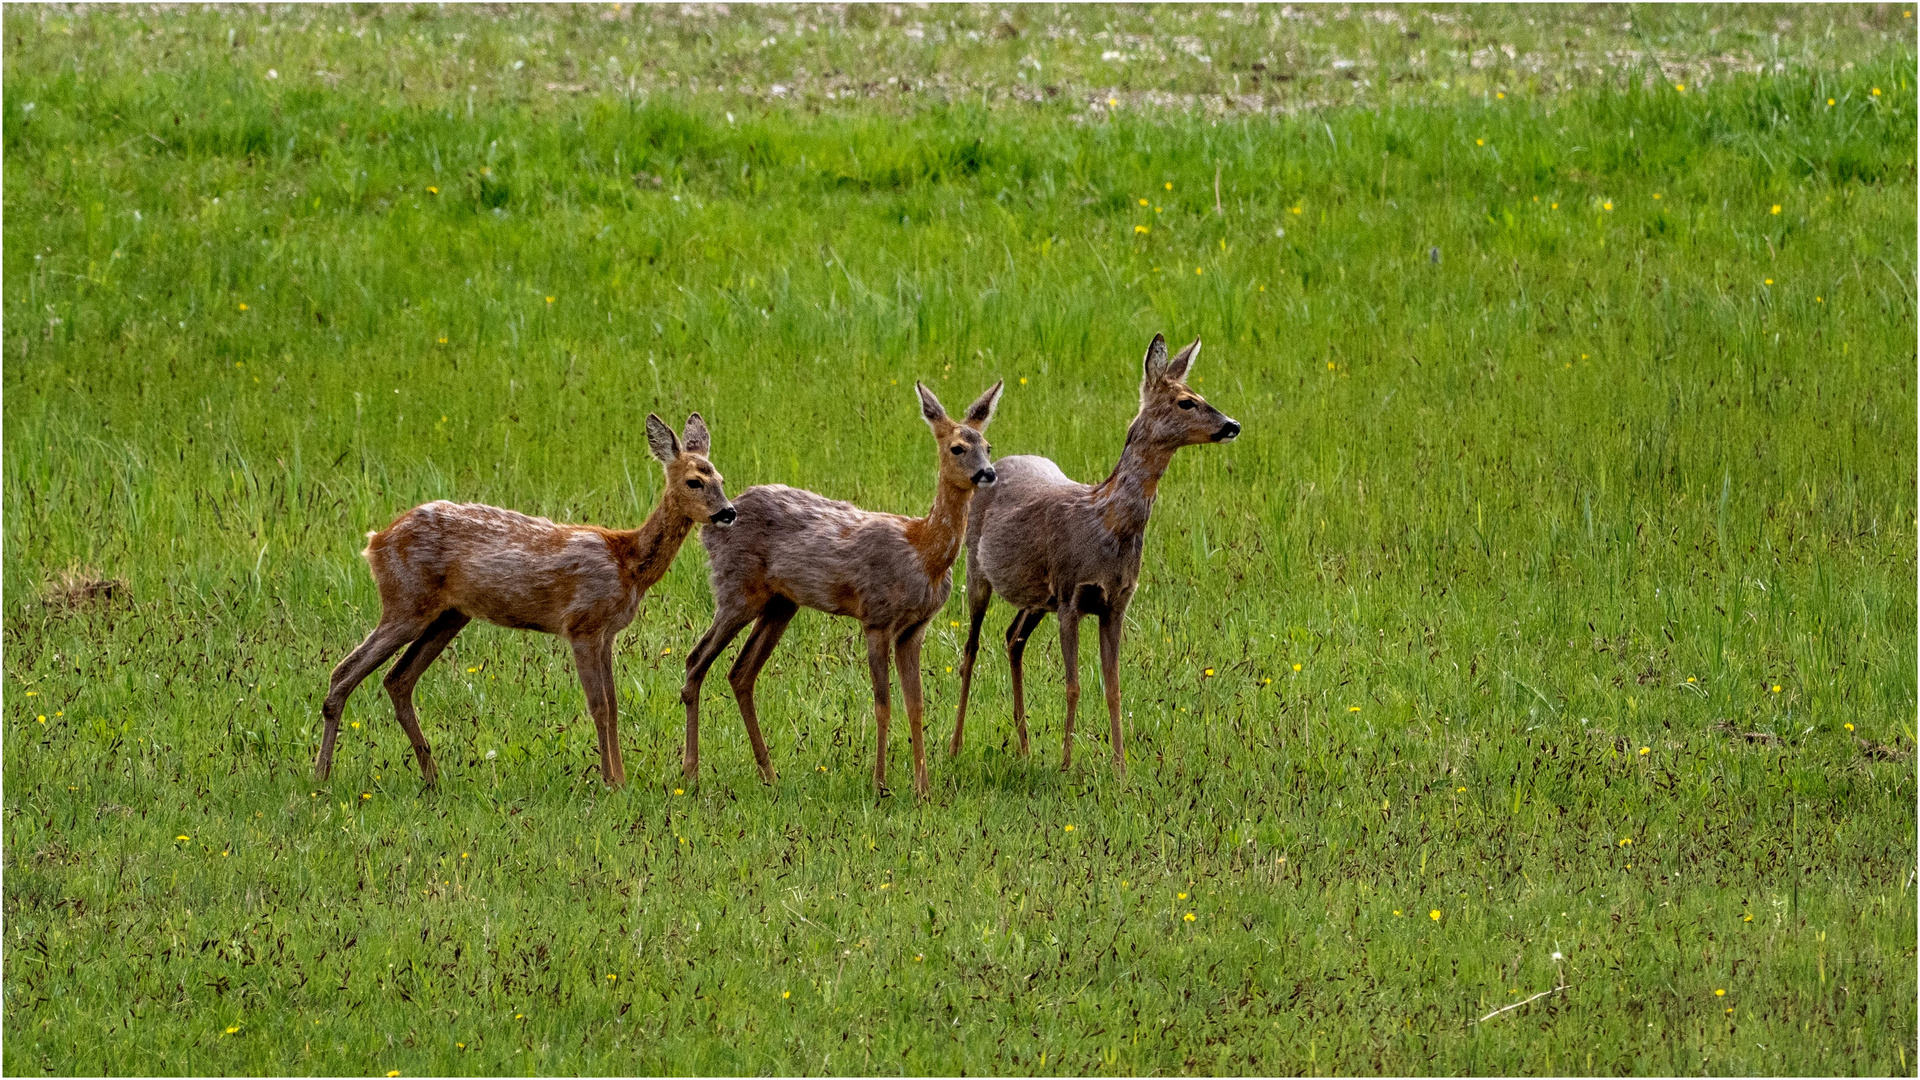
1005 608 1046 756
570 631 624 787
949 577 993 758
383 609 470 787
726 596 798 785
318 617 426 781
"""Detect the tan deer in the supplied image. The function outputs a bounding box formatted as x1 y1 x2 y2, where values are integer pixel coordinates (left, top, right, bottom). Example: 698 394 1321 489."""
679 380 1003 798
949 334 1239 774
315 413 735 788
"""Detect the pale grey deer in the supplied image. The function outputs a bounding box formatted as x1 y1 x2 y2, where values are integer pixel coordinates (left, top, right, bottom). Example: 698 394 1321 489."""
949 334 1239 774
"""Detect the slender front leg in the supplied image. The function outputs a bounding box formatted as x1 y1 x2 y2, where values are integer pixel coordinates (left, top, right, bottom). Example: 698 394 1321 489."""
864 626 895 795
1097 608 1127 777
894 622 931 798
950 584 992 758
727 596 798 785
678 603 758 783
1057 604 1083 772
318 617 424 781
572 633 625 787
382 609 471 787
1005 609 1044 756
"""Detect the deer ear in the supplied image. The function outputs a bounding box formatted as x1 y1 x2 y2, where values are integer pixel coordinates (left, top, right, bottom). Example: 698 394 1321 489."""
645 413 680 464
1141 333 1171 384
1163 337 1201 382
915 381 951 430
681 412 711 456
961 380 1004 431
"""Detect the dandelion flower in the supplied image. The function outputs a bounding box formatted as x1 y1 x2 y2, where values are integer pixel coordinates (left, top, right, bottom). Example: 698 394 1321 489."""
1551 202 1559 209
1744 914 1754 922
388 1072 401 1078
1639 747 1650 756
1429 909 1441 921
1134 224 1149 234
1165 182 1173 190
1687 676 1696 683
783 990 791 999
177 835 190 841
1178 892 1187 900
1290 206 1302 215
673 788 684 796
427 186 439 194
351 721 361 729
1195 267 1203 275
1715 988 1726 996
1138 198 1149 206
1019 377 1028 385
1845 723 1855 731
1603 201 1613 211
361 793 371 800
545 296 554 304
1652 193 1662 199
1619 837 1633 846
467 666 478 673
238 303 249 311
1674 83 1686 92
1292 663 1302 672
1184 912 1196 922
1107 97 1117 107
1871 87 1881 96
1393 909 1402 916
36 715 45 723
438 336 448 344
1064 824 1075 832
1772 684 1782 692
1827 98 1836 106
1496 91 1505 99
461 852 469 858
1771 205 1782 215
1203 668 1215 677
1456 786 1465 793
1476 138 1485 146
1348 706 1362 713
606 974 616 981
1327 362 1336 370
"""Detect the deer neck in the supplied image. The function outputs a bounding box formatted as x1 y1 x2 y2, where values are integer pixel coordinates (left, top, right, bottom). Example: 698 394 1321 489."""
1093 422 1177 539
616 501 695 595
904 477 974 583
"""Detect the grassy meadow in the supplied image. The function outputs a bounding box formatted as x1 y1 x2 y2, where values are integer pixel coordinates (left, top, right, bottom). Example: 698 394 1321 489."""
4 4 1916 1074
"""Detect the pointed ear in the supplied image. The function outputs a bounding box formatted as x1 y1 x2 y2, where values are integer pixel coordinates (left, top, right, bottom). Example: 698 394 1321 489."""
646 413 680 464
1164 337 1201 382
915 381 951 431
1141 333 1170 384
681 412 711 456
961 380 1004 431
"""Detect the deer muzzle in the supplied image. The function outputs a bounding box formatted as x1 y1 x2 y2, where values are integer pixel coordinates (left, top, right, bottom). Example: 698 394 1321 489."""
711 506 738 527
1213 418 1241 442
972 467 998 487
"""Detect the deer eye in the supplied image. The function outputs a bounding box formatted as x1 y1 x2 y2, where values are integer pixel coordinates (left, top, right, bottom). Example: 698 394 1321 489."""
1178 399 1197 410
950 445 965 455
685 478 704 490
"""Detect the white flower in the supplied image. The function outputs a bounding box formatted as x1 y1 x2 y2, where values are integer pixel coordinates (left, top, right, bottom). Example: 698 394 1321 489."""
1551 951 1564 961
485 749 498 761
266 69 278 80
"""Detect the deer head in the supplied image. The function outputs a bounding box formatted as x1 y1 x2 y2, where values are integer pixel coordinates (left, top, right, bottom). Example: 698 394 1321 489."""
916 380 1004 489
647 412 737 527
1135 334 1240 447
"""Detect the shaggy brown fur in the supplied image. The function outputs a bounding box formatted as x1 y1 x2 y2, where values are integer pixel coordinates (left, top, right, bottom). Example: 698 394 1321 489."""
950 334 1239 773
315 413 735 788
680 380 1003 797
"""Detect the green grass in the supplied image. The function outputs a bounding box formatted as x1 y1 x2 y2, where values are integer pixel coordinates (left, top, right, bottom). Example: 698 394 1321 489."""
5 4 1916 1075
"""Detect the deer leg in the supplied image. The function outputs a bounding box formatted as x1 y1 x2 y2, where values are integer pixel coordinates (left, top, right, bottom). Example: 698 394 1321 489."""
1005 609 1044 756
949 581 992 758
864 626 895 796
571 633 625 787
381 609 470 788
1057 604 1083 772
679 602 759 783
726 596 797 786
894 621 931 798
318 617 423 781
1098 608 1127 777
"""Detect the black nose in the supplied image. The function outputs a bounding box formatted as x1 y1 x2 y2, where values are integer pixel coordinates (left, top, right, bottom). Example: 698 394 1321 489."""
1214 419 1241 442
711 506 738 526
973 468 997 487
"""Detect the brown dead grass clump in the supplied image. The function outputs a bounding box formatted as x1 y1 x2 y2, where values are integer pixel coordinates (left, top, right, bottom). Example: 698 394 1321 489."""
42 567 129 611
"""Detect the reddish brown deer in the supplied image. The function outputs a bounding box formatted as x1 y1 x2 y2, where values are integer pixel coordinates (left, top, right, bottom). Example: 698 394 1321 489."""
679 380 1003 797
315 413 735 788
950 334 1239 774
